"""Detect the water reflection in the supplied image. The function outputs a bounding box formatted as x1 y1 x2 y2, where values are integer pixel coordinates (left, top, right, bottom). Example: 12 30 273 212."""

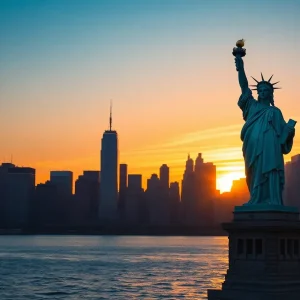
0 236 228 300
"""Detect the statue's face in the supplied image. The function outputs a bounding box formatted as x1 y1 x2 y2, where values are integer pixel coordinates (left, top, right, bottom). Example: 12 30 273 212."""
258 85 272 101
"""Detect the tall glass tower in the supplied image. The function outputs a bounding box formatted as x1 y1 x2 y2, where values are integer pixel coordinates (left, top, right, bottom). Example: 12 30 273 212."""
99 103 118 222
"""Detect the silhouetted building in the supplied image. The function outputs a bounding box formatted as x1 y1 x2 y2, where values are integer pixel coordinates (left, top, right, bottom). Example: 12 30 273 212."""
99 104 118 222
146 173 169 225
159 164 170 224
181 154 197 225
0 163 15 173
83 170 100 182
47 171 73 226
284 154 300 209
159 164 169 190
0 163 15 227
74 171 100 224
231 177 249 200
50 171 73 197
119 164 128 219
194 152 204 173
214 178 248 225
181 153 217 226
33 181 60 227
6 167 35 228
169 181 180 224
125 174 143 224
128 174 142 190
194 153 216 227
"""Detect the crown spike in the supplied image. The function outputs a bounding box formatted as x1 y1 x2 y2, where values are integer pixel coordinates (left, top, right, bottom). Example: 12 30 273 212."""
268 75 274 82
272 81 280 86
273 87 281 89
261 73 265 81
251 76 259 83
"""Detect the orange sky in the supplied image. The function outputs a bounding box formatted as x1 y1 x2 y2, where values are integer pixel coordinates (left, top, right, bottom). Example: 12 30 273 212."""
1 1 299 193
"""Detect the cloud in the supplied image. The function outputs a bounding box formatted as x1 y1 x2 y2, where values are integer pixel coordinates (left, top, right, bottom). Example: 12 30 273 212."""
123 124 241 155
144 124 241 150
121 124 245 179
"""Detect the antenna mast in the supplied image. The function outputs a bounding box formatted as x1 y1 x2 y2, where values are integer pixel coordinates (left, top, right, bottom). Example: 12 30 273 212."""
109 100 112 131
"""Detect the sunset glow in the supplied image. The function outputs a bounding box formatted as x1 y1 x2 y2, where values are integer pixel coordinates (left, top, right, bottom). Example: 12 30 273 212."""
0 0 299 193
217 172 246 193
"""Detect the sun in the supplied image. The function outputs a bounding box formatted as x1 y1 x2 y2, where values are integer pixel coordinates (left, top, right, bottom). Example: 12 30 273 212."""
217 171 245 193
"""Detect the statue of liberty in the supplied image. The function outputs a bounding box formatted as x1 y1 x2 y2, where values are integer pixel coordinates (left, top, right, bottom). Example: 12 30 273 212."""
233 40 296 206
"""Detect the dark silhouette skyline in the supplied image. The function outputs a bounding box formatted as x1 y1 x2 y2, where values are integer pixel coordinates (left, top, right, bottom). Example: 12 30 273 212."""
1 151 299 234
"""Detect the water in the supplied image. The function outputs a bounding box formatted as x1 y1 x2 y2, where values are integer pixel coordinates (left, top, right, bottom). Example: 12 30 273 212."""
0 236 228 300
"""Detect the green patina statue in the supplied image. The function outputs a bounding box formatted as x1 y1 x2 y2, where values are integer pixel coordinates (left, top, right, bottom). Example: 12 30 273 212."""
233 40 296 207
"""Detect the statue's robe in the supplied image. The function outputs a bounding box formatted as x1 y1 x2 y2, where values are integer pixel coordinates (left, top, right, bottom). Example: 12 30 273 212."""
238 89 294 205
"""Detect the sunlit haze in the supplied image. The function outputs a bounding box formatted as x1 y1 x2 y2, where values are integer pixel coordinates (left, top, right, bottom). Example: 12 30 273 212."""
1 0 299 193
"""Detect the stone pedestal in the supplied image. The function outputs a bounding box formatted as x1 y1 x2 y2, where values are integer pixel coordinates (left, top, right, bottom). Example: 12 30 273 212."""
207 206 300 300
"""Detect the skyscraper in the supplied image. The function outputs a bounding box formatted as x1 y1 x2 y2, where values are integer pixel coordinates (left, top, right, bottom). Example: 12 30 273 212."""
159 164 169 190
119 164 128 219
169 181 180 224
99 103 118 222
50 171 73 197
6 166 35 228
125 174 143 224
146 173 169 225
119 164 128 191
181 154 196 225
194 154 216 226
75 171 100 223
0 163 15 227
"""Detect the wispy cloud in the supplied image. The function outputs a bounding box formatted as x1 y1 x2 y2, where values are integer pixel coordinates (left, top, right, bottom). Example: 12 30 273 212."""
122 124 243 162
122 124 245 187
144 124 241 150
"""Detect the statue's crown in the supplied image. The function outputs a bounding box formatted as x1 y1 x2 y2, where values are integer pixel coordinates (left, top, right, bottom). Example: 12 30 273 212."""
250 73 281 91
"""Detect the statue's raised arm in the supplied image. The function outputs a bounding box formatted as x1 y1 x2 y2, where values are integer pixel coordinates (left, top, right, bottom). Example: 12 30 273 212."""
232 39 249 94
235 56 249 94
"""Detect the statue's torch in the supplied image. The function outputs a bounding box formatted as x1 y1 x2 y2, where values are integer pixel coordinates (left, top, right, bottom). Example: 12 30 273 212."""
232 39 246 71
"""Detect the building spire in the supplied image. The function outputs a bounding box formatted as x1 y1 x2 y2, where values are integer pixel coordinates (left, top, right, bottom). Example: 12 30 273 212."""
109 99 112 131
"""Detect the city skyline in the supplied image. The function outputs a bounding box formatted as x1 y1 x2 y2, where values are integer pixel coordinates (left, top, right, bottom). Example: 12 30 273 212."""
2 153 300 231
1 0 299 193
1 106 298 193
